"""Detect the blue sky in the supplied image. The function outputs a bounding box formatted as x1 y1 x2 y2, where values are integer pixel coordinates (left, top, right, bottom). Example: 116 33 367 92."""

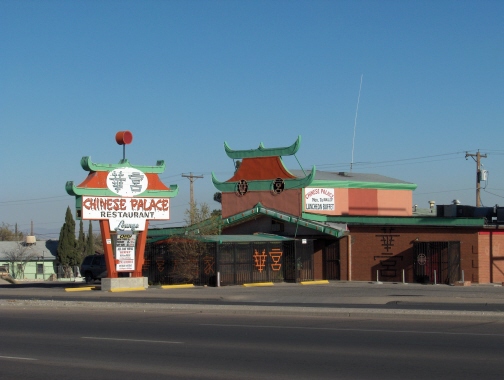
1 0 503 238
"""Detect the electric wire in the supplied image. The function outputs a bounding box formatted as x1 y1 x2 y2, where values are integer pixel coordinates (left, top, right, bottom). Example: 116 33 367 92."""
1 149 503 234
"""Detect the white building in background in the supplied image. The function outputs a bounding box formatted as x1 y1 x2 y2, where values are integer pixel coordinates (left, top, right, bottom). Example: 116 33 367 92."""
0 237 57 280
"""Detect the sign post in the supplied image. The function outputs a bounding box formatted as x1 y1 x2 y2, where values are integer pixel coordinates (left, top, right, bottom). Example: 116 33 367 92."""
66 131 178 290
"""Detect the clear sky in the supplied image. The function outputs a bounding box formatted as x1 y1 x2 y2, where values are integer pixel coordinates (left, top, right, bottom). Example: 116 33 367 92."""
1 0 503 239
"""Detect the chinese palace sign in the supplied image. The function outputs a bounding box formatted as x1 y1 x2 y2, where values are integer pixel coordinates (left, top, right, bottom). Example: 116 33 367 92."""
66 131 178 279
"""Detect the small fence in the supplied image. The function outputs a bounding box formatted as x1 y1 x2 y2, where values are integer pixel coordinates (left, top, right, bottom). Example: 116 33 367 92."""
143 239 315 286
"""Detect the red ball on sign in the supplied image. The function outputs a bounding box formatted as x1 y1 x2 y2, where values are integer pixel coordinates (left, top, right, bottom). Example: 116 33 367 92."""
115 131 133 145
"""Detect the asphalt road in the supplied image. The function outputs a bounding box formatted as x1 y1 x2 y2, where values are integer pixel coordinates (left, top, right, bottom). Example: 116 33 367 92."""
2 280 504 317
0 305 503 380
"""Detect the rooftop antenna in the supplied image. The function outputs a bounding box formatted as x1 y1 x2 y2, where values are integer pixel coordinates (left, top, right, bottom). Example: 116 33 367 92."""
350 74 363 171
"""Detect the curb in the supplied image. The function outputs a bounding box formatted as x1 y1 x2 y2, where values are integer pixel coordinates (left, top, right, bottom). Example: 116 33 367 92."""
243 282 274 287
108 287 146 293
160 284 195 289
64 286 97 292
300 280 330 285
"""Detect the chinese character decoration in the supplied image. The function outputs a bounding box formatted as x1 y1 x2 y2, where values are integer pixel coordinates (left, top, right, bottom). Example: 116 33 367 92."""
203 255 215 275
375 227 400 255
235 179 248 196
271 178 284 195
109 170 126 193
269 248 283 271
129 171 145 193
156 257 165 272
253 249 267 272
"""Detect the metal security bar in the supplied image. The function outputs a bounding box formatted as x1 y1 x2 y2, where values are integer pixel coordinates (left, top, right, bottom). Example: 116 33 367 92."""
324 241 340 280
413 241 461 285
144 239 313 286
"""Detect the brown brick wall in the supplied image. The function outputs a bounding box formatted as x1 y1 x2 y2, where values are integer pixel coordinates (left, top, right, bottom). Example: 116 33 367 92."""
479 231 504 283
478 233 489 283
345 226 480 283
221 189 302 219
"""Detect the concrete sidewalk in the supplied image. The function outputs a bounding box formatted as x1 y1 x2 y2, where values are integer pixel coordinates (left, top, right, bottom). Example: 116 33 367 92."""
1 280 504 320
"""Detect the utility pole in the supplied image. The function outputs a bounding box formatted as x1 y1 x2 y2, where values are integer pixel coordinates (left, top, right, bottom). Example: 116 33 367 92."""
182 172 204 224
465 151 487 207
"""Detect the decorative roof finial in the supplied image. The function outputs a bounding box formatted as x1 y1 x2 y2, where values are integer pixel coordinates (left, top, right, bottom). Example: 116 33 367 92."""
115 130 133 161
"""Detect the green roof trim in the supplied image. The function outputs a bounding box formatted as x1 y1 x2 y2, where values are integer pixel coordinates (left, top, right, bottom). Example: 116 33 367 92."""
212 166 316 192
147 227 188 242
301 213 486 227
196 234 294 243
224 135 301 159
309 180 418 191
148 226 188 237
147 216 222 243
81 156 166 173
65 183 179 198
222 203 346 237
147 232 293 245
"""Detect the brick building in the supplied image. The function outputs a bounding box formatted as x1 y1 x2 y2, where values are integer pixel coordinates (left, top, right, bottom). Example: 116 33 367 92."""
209 136 504 285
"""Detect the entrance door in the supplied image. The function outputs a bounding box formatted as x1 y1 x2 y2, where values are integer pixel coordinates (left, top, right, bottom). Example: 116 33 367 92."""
323 241 340 280
414 241 461 284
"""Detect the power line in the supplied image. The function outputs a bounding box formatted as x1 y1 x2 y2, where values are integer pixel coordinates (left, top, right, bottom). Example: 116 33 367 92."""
0 150 498 207
317 151 467 169
0 196 67 205
414 188 474 195
316 156 461 171
483 189 504 199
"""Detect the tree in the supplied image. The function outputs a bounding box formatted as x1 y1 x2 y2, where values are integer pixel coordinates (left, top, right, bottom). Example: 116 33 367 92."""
168 202 220 283
234 160 241 173
183 201 220 234
57 207 79 275
3 242 37 279
93 231 104 254
86 221 95 256
77 219 86 263
0 223 23 241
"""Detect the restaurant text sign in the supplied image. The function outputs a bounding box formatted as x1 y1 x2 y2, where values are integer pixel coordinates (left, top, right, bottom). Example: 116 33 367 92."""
81 196 170 231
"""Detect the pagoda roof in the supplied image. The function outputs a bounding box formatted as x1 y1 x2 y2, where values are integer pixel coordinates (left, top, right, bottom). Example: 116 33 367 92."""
66 156 178 198
212 167 315 193
213 136 315 192
224 135 301 159
80 156 166 174
229 156 297 181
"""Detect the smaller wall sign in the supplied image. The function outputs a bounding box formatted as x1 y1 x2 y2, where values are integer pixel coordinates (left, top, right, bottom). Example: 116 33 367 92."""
114 233 137 271
305 188 335 211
